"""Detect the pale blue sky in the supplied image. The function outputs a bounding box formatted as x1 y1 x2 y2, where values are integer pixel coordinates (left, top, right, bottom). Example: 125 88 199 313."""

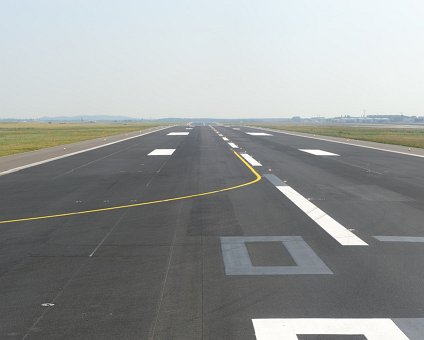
1 0 423 118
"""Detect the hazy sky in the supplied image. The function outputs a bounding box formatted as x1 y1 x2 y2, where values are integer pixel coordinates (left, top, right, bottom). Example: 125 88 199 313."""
1 0 423 119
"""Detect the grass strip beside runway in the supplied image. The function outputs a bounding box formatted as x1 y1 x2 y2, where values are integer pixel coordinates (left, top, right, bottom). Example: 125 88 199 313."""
0 122 163 157
254 124 424 149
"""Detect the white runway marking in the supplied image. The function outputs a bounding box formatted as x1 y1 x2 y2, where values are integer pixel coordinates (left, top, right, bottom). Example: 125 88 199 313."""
41 303 55 307
276 185 367 246
167 132 189 136
300 149 340 156
0 126 173 177
252 319 409 340
228 143 239 149
222 137 229 141
246 132 273 136
240 153 262 167
233 128 241 130
148 149 176 156
186 127 193 130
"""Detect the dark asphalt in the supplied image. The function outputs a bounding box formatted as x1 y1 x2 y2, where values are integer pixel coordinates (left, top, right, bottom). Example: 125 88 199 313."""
0 125 423 339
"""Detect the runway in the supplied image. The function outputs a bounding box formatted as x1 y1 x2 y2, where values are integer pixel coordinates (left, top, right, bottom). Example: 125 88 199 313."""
0 125 423 339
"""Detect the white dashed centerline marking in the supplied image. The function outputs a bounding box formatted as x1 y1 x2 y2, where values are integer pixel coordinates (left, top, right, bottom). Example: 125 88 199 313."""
300 149 339 156
228 143 239 149
148 149 176 156
276 185 367 246
222 137 229 141
167 132 189 136
240 153 262 167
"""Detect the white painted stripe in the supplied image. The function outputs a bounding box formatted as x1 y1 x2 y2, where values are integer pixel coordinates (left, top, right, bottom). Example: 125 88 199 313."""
276 185 367 246
148 149 176 156
248 126 424 158
222 137 229 141
167 132 189 136
240 153 262 167
228 142 239 149
299 149 339 156
233 127 241 130
246 132 273 136
0 126 173 177
252 319 409 340
218 134 223 137
186 127 193 130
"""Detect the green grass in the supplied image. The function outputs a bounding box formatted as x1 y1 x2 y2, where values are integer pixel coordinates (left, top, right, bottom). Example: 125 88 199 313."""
0 122 164 157
253 124 424 149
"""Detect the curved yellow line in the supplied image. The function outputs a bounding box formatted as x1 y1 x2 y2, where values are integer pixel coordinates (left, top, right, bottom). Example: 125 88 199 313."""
0 150 261 225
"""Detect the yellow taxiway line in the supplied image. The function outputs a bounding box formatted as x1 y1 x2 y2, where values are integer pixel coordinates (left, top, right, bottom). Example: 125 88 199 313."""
0 150 261 225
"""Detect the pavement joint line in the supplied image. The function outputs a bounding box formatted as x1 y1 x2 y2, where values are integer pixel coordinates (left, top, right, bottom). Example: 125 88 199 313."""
0 150 261 225
89 213 127 257
0 126 174 177
247 125 424 158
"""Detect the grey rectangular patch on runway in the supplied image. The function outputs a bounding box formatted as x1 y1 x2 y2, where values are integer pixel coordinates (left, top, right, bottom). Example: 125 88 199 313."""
220 236 333 275
263 174 287 187
297 336 366 340
374 236 424 242
394 318 424 340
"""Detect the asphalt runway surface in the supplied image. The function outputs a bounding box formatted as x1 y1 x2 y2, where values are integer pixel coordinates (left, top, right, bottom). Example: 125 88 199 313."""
0 125 423 339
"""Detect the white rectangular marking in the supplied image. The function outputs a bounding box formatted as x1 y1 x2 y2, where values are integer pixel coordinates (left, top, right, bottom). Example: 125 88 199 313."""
241 153 262 167
246 132 273 136
167 132 189 136
252 319 409 340
233 127 241 130
228 142 239 149
300 149 340 156
222 137 229 141
148 149 176 156
186 127 193 130
276 186 367 246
